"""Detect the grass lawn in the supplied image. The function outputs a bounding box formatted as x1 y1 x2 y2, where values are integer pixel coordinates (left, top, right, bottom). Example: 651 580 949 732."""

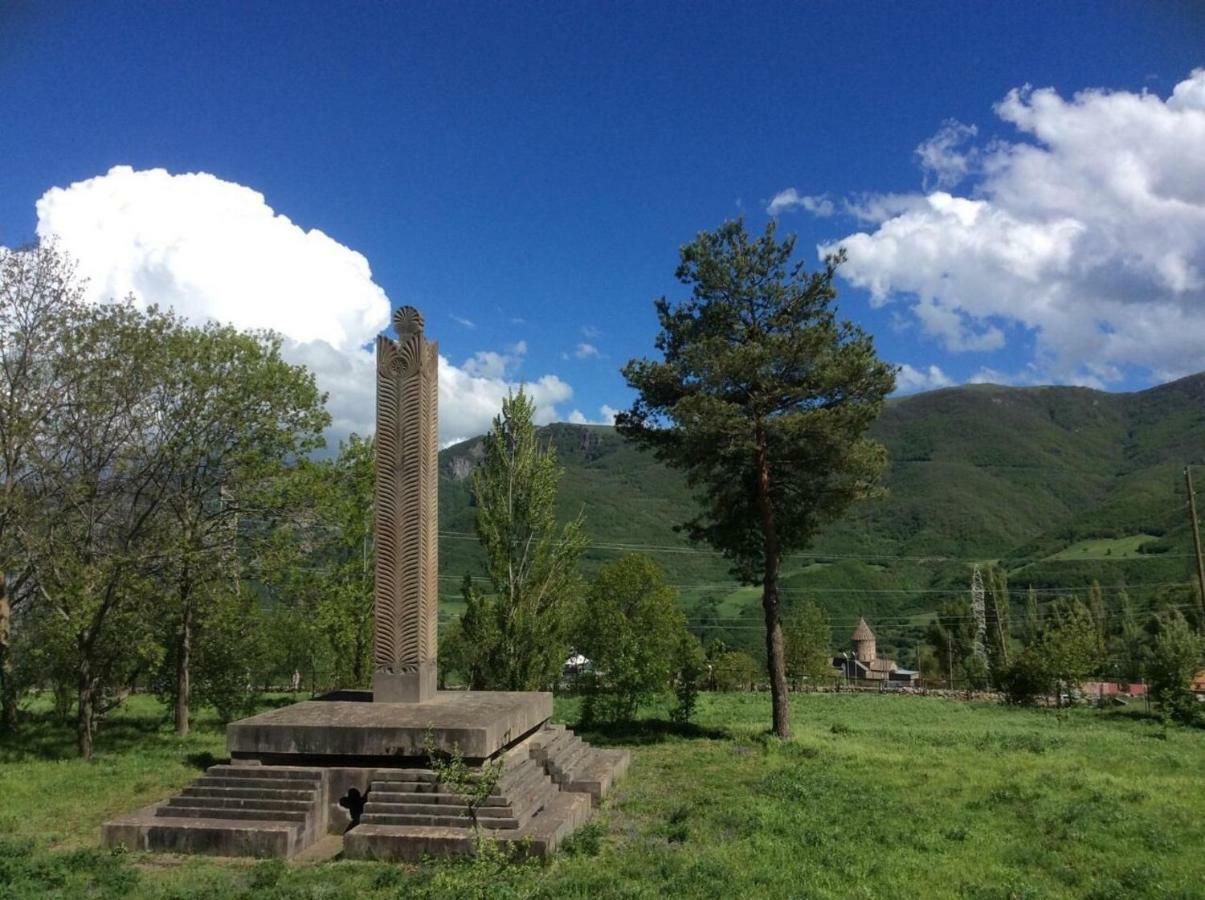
1044 534 1160 561
1 691 1202 899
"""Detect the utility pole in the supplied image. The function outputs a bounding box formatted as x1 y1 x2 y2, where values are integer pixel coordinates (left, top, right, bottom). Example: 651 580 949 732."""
946 630 953 690
1186 466 1205 632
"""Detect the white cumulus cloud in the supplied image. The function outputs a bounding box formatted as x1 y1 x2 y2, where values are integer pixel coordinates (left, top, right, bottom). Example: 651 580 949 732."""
34 165 577 444
821 70 1205 386
766 188 835 217
567 404 620 426
894 363 953 394
574 342 601 359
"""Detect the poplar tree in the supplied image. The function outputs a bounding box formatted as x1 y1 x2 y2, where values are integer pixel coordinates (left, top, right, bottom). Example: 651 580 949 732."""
619 219 894 738
459 390 587 690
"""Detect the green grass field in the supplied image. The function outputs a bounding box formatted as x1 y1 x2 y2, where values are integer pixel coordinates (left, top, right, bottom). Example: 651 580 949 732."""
1 692 1202 899
1045 535 1161 561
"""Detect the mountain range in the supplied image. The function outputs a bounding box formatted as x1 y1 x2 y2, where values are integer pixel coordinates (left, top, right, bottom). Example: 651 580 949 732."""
437 374 1205 659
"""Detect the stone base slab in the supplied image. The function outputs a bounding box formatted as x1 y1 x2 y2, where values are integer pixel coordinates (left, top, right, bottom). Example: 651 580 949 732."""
344 791 593 861
227 691 552 762
102 804 305 858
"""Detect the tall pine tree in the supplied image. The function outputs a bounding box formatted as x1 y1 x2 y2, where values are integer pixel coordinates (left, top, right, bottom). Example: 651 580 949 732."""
619 220 894 737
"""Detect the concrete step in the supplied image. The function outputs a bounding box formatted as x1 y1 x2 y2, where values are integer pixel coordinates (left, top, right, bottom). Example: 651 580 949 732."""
565 747 632 805
104 814 302 858
367 768 439 783
206 765 322 782
368 790 511 808
156 805 309 823
530 727 574 763
500 766 555 820
360 811 520 830
511 776 559 824
165 796 314 813
497 758 543 792
548 739 590 783
195 776 321 792
363 801 516 821
182 785 317 801
499 791 593 857
344 823 475 861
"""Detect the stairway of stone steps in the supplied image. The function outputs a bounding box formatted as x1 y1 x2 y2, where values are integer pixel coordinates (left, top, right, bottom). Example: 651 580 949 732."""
359 756 559 831
158 766 324 826
102 765 327 858
530 723 631 803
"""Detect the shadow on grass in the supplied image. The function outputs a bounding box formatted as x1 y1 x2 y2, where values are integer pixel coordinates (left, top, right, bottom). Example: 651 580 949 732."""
0 710 185 763
185 750 227 770
569 718 731 746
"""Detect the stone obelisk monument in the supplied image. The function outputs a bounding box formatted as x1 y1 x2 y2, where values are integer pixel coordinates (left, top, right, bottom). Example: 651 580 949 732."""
372 305 439 703
102 303 628 860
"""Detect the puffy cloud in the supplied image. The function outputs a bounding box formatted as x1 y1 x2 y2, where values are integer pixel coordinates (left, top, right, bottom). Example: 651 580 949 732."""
567 404 620 426
34 165 577 444
767 188 835 217
574 342 601 359
821 70 1205 386
439 367 573 446
915 120 980 189
461 341 527 379
894 363 953 394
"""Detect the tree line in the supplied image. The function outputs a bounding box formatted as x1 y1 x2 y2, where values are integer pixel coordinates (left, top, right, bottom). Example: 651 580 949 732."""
926 567 1202 722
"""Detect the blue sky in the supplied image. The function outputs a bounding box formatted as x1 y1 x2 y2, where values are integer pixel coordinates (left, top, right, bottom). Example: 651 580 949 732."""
2 2 1204 441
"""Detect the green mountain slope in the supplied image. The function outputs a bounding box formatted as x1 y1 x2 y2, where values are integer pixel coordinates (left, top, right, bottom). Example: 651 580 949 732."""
437 374 1205 659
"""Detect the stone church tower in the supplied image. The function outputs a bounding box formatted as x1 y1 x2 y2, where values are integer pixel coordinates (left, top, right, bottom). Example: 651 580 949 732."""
852 617 876 663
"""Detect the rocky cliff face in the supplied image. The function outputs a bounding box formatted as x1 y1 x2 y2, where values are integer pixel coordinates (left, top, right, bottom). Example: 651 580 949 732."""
444 440 484 481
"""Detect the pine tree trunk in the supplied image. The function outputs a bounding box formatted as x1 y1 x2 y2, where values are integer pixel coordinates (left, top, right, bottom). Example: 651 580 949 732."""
755 428 791 739
175 599 192 737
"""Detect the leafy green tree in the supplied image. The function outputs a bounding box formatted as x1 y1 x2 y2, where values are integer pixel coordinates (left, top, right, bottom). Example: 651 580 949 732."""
712 650 760 692
1110 588 1145 682
186 588 268 722
1023 585 1042 645
154 321 327 734
1038 599 1100 707
17 302 180 758
1145 610 1202 724
927 598 984 688
618 219 894 738
783 601 834 688
670 631 707 723
458 390 588 690
575 554 687 723
253 436 374 693
1088 580 1107 649
0 242 84 732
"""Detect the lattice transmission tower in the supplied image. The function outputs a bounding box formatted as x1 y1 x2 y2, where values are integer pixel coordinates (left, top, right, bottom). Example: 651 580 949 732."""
970 565 988 664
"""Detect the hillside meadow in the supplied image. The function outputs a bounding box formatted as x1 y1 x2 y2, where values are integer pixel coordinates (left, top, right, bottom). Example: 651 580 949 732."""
1 692 1202 899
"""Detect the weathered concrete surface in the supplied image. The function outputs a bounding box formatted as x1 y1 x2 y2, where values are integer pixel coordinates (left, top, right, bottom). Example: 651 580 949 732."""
101 765 327 858
344 791 593 861
342 722 626 861
227 691 552 761
530 725 632 805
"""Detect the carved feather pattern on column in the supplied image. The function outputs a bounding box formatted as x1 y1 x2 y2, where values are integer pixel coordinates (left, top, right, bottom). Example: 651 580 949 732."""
373 306 439 682
373 335 401 672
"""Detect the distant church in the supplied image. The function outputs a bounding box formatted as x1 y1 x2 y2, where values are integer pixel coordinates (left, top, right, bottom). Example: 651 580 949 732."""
833 617 919 684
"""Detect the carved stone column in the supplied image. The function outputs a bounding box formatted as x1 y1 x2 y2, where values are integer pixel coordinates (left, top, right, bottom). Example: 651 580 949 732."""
372 306 439 703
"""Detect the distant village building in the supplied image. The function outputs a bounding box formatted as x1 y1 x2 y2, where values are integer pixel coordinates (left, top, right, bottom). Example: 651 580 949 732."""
833 617 919 684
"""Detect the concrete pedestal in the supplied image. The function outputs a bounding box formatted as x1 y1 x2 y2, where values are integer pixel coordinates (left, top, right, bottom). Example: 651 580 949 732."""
373 663 438 703
227 690 552 763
